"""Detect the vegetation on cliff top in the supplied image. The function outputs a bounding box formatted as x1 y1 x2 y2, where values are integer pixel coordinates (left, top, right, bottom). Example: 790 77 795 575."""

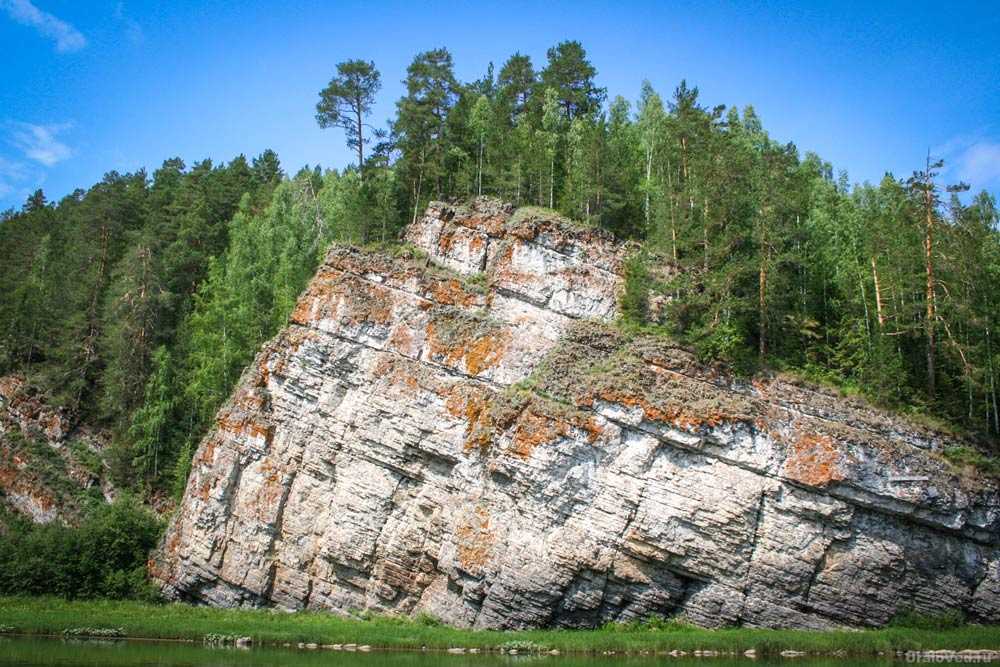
0 40 998 599
0 597 997 655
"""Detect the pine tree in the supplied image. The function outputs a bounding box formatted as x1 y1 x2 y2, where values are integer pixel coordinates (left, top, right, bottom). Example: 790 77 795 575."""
316 60 382 177
540 40 606 120
128 346 174 482
394 48 458 223
906 155 969 398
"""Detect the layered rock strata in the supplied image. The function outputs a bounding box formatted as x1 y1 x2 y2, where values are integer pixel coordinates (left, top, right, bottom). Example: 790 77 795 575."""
152 198 1000 629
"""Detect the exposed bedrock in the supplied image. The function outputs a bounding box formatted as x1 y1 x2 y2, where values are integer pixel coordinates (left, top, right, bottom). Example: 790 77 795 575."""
152 197 1000 629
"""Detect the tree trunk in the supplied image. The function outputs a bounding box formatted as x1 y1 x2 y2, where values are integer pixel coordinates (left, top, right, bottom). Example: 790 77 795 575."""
515 159 521 204
477 139 484 196
666 159 677 266
549 155 554 209
759 245 768 359
871 256 885 328
987 324 999 434
859 268 872 346
924 187 936 397
411 169 424 226
356 104 364 181
703 196 709 273
644 144 653 230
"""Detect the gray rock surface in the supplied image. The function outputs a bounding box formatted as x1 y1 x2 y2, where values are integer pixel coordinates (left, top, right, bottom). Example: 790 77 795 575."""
152 197 1000 628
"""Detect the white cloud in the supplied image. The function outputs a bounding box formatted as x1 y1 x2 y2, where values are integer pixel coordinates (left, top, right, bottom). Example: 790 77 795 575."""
955 142 1000 188
933 134 1000 191
1 0 86 52
8 121 74 166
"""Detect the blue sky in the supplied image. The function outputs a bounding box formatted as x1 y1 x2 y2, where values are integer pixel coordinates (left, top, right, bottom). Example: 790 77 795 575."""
1 0 998 210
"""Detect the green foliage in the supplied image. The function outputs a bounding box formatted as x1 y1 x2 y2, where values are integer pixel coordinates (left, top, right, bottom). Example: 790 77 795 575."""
620 254 650 326
4 430 80 504
601 615 694 633
942 446 1000 478
691 321 756 376
316 59 382 171
413 612 443 627
2 40 999 520
0 495 162 600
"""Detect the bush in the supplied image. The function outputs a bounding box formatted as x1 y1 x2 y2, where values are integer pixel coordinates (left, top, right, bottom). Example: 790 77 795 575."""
0 494 163 600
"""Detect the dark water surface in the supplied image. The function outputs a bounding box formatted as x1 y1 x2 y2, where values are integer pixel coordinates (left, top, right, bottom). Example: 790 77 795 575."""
0 637 898 667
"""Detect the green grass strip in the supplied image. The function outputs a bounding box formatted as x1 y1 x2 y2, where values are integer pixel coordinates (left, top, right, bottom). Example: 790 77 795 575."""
1 597 998 655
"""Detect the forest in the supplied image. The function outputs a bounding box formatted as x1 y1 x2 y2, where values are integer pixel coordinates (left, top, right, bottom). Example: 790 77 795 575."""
1 40 998 506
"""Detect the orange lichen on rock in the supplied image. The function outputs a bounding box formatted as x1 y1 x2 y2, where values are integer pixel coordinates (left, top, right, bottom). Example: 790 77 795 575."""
196 439 217 467
373 355 422 397
290 266 343 324
231 384 268 413
258 330 315 385
491 242 539 287
0 375 24 400
387 324 417 357
594 389 728 432
255 459 284 520
344 281 394 324
426 322 510 376
455 504 495 572
437 228 456 254
445 386 493 453
217 409 273 444
509 409 572 458
291 269 394 327
463 332 509 375
505 405 603 458
0 463 56 512
428 279 479 307
784 433 845 487
461 212 507 236
196 476 214 501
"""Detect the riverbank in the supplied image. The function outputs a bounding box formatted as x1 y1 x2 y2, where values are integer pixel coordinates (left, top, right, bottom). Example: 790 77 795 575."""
1 597 999 657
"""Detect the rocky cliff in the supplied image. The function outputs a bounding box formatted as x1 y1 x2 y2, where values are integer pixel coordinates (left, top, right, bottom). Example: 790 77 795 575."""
152 198 1000 629
0 375 114 525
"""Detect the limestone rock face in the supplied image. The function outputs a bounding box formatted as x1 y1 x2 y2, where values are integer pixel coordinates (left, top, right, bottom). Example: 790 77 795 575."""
152 198 1000 629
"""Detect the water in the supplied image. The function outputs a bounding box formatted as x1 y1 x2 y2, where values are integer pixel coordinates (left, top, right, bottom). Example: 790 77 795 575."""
0 637 895 667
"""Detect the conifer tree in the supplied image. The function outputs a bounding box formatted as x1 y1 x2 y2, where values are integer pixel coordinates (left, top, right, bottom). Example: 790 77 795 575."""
316 60 382 177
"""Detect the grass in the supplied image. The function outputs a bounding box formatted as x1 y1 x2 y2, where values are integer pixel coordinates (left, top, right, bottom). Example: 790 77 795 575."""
942 445 1000 478
0 597 998 655
511 205 597 231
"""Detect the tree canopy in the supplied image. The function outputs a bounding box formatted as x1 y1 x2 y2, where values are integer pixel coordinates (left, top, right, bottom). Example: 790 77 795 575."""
2 41 997 508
